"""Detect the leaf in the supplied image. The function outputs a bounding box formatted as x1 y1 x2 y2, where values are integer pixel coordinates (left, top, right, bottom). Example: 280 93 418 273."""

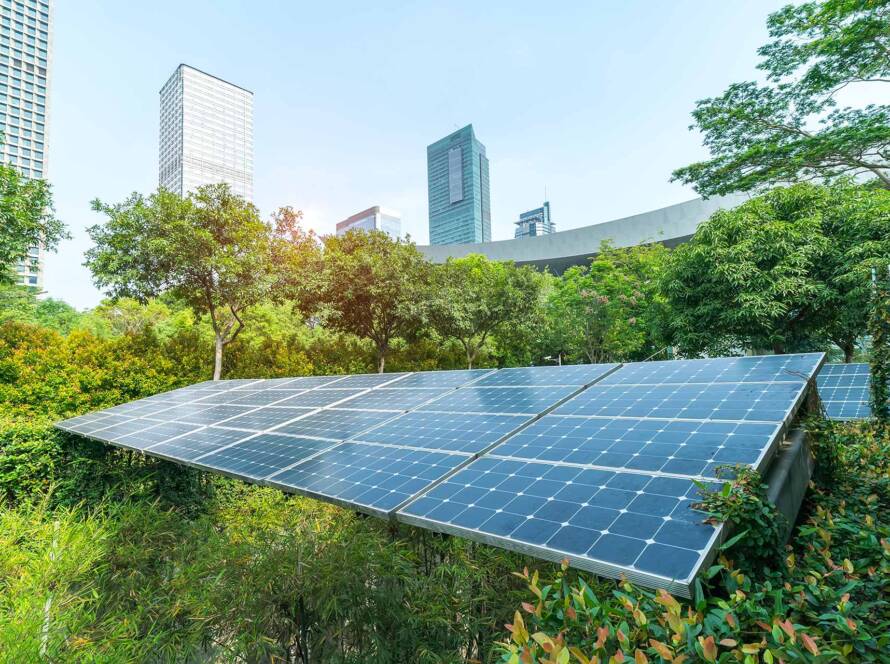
720 529 750 551
634 649 648 664
648 639 673 661
800 633 820 656
698 635 718 662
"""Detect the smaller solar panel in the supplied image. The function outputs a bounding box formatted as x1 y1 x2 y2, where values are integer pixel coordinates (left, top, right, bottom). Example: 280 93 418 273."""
602 354 823 385
554 382 804 422
817 363 872 420
267 441 469 516
419 386 578 415
271 408 395 441
272 389 365 408
395 369 492 388
354 411 531 454
193 433 337 480
336 388 451 411
146 426 253 461
474 363 618 387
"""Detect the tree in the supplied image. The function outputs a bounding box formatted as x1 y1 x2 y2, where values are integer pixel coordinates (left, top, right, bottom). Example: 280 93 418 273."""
301 231 431 373
0 162 67 284
545 242 670 364
663 182 890 358
672 0 890 196
86 184 288 380
429 255 544 369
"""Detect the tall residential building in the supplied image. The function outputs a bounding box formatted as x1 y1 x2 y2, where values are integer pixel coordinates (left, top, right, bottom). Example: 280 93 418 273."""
159 64 253 200
514 201 555 239
0 0 52 289
427 124 490 245
336 206 401 239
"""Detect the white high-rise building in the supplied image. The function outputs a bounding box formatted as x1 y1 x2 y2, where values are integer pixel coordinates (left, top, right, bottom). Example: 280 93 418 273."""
159 64 253 201
0 0 52 288
336 206 402 239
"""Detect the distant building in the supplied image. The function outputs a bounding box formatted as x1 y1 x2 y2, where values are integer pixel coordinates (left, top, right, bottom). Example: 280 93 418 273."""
427 124 490 245
336 206 401 239
1 0 52 289
515 201 554 239
159 64 254 200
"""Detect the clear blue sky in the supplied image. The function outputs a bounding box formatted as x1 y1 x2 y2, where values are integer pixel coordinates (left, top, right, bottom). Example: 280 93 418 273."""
49 0 791 309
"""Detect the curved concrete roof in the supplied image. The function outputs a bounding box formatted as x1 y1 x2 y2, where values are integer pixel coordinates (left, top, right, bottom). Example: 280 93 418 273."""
418 193 747 273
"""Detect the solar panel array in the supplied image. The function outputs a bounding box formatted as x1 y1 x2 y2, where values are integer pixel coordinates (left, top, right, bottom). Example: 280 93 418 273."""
816 363 871 420
57 354 823 596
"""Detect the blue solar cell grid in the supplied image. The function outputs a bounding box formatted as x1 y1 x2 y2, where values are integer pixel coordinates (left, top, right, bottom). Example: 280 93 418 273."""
602 354 823 385
475 363 618 387
489 416 781 476
337 388 451 411
354 411 531 454
554 382 804 422
420 386 579 415
271 408 395 441
395 369 492 388
817 363 872 420
146 426 253 461
193 433 337 480
398 456 718 586
267 442 469 516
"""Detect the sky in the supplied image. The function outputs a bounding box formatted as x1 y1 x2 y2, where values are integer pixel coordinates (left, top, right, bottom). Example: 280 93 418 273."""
48 0 799 309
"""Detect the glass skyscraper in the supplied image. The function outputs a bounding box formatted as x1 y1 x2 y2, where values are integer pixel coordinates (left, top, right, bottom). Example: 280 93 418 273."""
427 124 490 245
159 64 254 201
336 206 401 239
0 0 51 288
515 201 555 239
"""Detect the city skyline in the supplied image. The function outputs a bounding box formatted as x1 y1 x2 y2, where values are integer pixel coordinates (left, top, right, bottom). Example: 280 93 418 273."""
38 0 885 309
336 205 401 239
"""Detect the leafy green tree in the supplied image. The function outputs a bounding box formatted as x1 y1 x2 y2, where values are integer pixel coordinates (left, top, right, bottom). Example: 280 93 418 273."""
86 184 285 380
664 183 890 358
429 255 544 369
301 230 431 373
672 0 890 195
545 242 670 364
0 162 67 284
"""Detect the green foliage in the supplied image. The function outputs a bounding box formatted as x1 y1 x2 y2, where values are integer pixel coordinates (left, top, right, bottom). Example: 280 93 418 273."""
672 0 890 195
545 243 670 364
499 420 890 664
304 230 432 373
429 254 545 368
664 182 890 357
0 161 67 284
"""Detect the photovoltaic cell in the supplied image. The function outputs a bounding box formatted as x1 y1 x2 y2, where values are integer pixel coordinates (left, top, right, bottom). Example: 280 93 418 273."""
554 382 804 422
395 369 492 388
193 433 337 480
218 407 314 431
489 416 781 476
162 404 256 426
271 408 395 441
354 411 531 454
267 442 469 516
146 426 253 461
336 388 451 411
419 386 578 415
601 354 823 385
474 363 618 387
330 373 409 388
272 389 365 408
223 390 309 406
115 421 202 450
398 456 718 589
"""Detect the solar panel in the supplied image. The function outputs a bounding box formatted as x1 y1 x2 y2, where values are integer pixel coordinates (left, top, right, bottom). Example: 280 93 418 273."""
336 388 451 411
474 363 619 387
398 456 719 594
191 433 337 480
55 355 823 596
270 408 396 441
419 386 579 415
266 442 469 517
354 411 531 454
817 363 872 420
601 354 823 385
488 416 781 476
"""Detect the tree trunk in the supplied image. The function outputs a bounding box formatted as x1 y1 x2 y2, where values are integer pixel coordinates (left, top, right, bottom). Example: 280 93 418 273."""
842 342 855 363
771 342 785 355
466 346 474 370
213 334 224 380
376 352 385 374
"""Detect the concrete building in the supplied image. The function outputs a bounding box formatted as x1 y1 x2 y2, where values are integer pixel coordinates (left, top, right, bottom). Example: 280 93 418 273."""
515 201 554 239
159 64 253 200
427 124 490 245
0 0 52 288
336 206 401 239
419 194 747 273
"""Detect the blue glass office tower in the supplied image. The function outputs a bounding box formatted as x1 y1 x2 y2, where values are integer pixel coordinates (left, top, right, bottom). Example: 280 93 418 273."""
427 124 491 245
515 201 555 238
